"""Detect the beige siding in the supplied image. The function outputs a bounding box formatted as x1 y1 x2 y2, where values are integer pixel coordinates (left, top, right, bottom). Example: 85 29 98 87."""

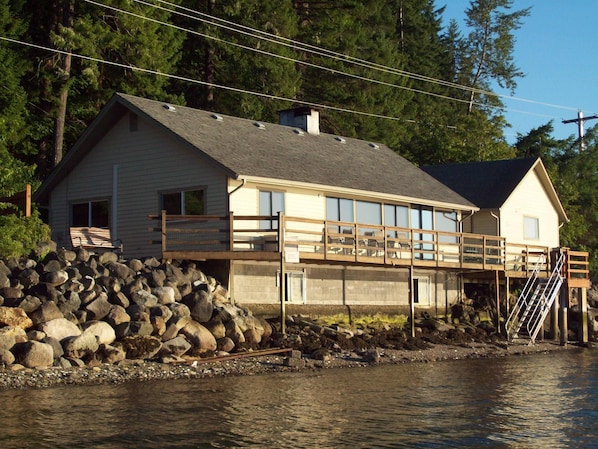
470 211 499 236
50 113 228 258
501 171 560 248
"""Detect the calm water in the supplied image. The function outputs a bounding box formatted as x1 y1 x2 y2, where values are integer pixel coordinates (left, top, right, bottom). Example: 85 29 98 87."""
1 349 597 448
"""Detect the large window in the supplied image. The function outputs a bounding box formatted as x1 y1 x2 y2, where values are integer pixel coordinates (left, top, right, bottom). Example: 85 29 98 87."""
524 216 539 240
71 200 110 227
326 197 354 232
435 210 458 243
161 189 204 215
384 204 409 238
412 205 434 260
260 190 284 229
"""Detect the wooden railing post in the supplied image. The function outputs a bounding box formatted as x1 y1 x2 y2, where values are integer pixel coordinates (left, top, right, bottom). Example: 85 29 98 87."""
161 210 167 257
228 211 234 251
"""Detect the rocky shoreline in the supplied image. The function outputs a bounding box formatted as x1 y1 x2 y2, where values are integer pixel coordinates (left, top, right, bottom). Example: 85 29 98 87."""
0 247 587 390
0 339 576 390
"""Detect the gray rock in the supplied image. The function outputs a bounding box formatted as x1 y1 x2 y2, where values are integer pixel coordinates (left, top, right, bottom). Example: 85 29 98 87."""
97 343 126 364
82 321 116 345
41 336 64 359
111 291 130 309
130 289 158 308
40 317 82 342
161 315 191 341
107 261 135 281
217 337 235 353
17 268 39 289
204 318 226 339
127 259 144 272
105 305 131 327
44 270 69 287
0 348 15 366
181 320 217 352
128 321 154 337
18 341 54 368
182 290 213 323
152 286 175 305
30 301 64 325
85 294 112 320
0 332 16 352
63 333 99 359
160 335 192 357
16 295 42 314
98 251 118 265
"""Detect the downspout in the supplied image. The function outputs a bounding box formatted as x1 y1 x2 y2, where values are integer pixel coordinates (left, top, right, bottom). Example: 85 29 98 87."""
228 177 246 197
490 210 500 235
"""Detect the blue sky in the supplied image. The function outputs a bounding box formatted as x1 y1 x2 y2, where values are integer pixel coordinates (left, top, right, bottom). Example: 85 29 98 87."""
441 1 598 144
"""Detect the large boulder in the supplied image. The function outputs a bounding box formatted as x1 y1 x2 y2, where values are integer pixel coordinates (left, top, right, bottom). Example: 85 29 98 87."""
63 333 99 359
0 306 33 329
40 317 82 342
30 301 64 325
17 341 54 369
82 321 116 345
85 294 112 320
182 290 213 323
181 320 217 352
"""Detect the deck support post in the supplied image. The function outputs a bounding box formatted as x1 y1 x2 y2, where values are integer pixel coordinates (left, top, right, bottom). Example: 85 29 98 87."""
278 212 286 335
559 286 568 346
409 265 415 338
580 287 589 346
494 270 500 332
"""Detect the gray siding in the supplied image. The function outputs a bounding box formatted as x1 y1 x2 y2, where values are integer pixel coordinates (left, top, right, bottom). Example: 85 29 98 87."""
50 113 229 258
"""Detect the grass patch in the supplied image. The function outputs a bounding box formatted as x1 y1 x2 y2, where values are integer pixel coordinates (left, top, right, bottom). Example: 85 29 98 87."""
313 313 409 330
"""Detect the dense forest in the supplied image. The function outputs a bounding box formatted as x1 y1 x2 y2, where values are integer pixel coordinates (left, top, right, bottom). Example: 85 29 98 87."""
1 0 598 274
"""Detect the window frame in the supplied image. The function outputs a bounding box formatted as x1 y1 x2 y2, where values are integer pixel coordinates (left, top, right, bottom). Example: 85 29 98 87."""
70 199 110 228
259 190 285 230
159 187 206 216
523 216 540 240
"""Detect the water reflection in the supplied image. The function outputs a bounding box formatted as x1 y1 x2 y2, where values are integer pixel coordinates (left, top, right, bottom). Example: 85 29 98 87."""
0 349 597 448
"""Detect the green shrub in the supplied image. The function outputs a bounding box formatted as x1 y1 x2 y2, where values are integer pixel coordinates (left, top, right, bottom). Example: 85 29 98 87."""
0 211 51 259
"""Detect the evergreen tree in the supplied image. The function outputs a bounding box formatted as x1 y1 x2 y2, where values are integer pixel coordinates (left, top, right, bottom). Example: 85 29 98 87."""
21 0 186 176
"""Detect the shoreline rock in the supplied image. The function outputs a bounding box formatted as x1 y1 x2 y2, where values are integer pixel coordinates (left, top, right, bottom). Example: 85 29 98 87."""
0 340 578 391
0 248 590 390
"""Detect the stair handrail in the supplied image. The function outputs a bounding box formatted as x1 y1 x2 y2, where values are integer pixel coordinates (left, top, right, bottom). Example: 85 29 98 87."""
506 253 545 339
526 252 565 343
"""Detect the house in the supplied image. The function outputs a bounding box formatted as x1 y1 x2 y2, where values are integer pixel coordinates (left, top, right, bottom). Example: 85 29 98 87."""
34 93 588 320
422 158 567 250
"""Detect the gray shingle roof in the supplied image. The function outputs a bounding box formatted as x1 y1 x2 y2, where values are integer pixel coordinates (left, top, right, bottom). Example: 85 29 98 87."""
422 158 538 208
118 93 475 208
36 93 476 210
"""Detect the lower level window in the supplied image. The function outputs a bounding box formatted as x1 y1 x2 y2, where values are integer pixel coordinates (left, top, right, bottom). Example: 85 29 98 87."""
161 189 204 215
71 200 109 227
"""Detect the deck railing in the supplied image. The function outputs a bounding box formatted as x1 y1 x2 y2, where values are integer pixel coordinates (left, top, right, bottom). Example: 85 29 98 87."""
147 211 577 276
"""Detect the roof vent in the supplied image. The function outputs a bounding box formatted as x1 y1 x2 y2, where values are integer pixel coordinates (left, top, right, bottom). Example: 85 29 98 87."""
210 113 223 121
293 128 305 136
253 121 266 129
163 104 176 112
369 142 379 149
335 136 346 144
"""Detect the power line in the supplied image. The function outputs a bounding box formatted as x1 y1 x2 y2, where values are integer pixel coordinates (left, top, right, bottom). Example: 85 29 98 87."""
136 0 580 114
0 36 416 124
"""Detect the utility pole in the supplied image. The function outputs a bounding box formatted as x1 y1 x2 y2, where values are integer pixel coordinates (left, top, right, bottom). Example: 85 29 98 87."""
562 111 598 152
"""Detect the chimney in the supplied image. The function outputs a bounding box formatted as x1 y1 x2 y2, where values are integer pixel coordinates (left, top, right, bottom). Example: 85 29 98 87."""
278 107 320 135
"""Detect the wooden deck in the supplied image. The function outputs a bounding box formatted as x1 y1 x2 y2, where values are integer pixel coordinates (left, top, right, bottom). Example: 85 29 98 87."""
149 212 590 284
